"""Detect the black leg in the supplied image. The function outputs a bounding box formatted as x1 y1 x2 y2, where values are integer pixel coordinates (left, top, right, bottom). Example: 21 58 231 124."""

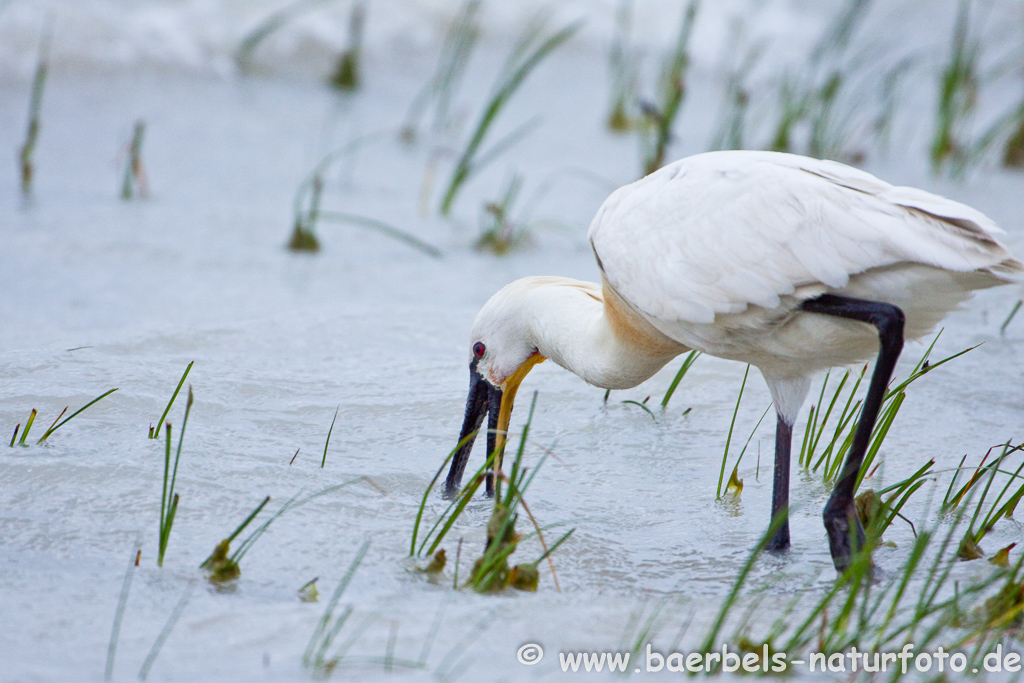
766 414 793 552
800 294 905 572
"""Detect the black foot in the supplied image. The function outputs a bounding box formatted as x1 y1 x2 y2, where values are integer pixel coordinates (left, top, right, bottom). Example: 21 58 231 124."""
823 497 868 574
765 520 790 553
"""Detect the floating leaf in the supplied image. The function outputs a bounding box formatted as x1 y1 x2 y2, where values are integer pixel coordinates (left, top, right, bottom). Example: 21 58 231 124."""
202 539 240 583
509 563 539 591
726 466 743 496
990 543 1016 568
422 549 447 575
855 489 883 528
298 578 319 602
956 531 984 561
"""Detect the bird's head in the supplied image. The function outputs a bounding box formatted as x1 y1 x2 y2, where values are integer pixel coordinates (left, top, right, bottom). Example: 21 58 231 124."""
444 280 548 495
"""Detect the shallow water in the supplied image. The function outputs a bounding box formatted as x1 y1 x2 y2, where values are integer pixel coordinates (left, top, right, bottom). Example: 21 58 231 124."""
3 2 1024 681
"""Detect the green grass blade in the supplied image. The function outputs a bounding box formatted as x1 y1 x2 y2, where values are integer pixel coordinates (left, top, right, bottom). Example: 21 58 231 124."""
199 495 270 568
661 350 701 408
1000 300 1022 335
621 399 656 420
439 20 581 215
732 402 772 472
18 409 36 445
315 211 442 258
158 423 171 566
322 405 339 468
717 365 749 499
535 527 574 564
152 361 193 439
38 387 118 443
232 481 361 564
410 432 476 556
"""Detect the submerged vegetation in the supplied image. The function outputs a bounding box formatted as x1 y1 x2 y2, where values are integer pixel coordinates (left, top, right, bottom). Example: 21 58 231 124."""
411 393 574 594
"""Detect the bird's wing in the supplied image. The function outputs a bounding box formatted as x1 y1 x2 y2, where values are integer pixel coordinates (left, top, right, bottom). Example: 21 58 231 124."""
588 151 1021 325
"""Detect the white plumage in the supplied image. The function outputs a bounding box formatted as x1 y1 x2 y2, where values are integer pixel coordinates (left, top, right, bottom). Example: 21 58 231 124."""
447 150 1021 570
588 151 1019 417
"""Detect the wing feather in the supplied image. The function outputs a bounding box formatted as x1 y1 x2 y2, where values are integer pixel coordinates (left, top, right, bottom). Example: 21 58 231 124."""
589 151 1021 325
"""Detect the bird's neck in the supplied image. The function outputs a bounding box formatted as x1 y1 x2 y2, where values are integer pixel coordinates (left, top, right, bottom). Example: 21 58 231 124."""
528 277 687 390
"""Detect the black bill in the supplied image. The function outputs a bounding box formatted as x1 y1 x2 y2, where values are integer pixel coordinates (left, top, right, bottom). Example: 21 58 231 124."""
444 360 503 496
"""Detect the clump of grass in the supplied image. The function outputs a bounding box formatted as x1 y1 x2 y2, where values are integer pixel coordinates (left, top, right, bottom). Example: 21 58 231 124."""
411 393 574 594
289 172 324 252
698 497 1024 674
475 172 527 254
438 17 581 215
304 540 371 677
798 333 975 487
150 361 193 439
713 364 772 499
931 0 979 175
9 387 118 447
200 495 270 582
467 412 575 593
19 19 51 199
660 350 701 409
157 387 193 567
120 120 148 200
401 0 480 142
201 481 361 583
606 0 640 133
329 0 365 90
289 132 441 256
762 0 876 163
942 441 1024 559
639 0 699 176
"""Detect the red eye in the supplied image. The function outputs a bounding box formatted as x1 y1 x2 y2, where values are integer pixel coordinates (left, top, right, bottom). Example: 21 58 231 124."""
472 342 486 358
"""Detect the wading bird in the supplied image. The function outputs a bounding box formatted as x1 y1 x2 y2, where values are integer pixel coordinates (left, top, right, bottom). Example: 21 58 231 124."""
444 151 1021 571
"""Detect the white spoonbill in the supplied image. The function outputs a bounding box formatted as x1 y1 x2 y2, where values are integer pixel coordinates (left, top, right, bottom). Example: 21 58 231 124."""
444 150 1022 571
